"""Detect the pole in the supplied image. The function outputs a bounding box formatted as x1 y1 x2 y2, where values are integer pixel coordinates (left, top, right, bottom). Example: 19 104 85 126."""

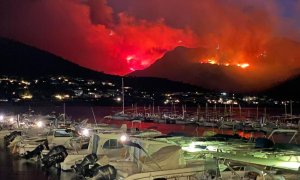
122 78 125 115
158 106 161 118
256 106 259 121
135 103 138 115
239 104 241 118
264 107 267 125
284 102 287 119
63 103 66 125
290 100 293 117
229 105 232 121
174 104 176 115
17 114 20 128
152 99 155 115
206 103 208 119
197 104 200 121
182 104 184 119
91 107 98 125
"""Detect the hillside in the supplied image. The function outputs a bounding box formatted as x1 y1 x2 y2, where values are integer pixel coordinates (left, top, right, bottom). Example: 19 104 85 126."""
130 38 300 93
0 38 202 92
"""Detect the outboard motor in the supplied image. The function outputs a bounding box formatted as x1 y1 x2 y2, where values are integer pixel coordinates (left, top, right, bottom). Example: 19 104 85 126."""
4 131 22 146
92 164 117 180
73 154 116 179
22 144 45 159
73 153 98 176
41 145 68 168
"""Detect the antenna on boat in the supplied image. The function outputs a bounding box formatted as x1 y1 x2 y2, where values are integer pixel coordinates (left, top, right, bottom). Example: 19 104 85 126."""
91 107 98 125
122 77 125 115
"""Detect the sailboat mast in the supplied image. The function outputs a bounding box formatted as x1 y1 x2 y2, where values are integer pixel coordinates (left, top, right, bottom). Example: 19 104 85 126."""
63 103 66 125
239 104 241 118
152 100 155 115
284 102 287 119
290 100 293 117
122 78 125 114
256 105 259 121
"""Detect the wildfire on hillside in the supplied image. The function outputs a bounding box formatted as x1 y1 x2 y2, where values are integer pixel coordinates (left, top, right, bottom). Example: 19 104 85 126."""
199 58 250 69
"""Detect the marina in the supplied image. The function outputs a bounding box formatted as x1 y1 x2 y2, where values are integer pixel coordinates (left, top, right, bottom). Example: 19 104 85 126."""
0 105 300 179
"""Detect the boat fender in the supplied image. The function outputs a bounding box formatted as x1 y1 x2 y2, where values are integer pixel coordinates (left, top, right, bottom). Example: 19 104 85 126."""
92 164 117 180
41 145 68 168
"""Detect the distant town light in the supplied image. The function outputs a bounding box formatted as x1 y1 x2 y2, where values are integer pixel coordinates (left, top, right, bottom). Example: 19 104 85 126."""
55 94 63 100
21 94 33 99
54 94 70 100
116 97 122 102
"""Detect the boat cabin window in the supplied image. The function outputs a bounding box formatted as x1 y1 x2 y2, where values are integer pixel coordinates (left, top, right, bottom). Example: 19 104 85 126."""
54 130 72 137
103 139 124 149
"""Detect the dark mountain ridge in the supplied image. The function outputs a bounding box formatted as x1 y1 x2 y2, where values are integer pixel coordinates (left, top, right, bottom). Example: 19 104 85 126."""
263 75 300 100
0 38 202 93
2 37 300 99
0 38 115 80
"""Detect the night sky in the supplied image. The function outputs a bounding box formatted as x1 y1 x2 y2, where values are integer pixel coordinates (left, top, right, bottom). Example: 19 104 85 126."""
0 0 300 89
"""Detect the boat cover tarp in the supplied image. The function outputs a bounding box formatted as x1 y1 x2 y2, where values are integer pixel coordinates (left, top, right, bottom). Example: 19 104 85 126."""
140 145 184 172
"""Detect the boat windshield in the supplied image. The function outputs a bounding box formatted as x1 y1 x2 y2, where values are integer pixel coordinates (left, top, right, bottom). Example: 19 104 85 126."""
103 139 124 149
54 129 73 137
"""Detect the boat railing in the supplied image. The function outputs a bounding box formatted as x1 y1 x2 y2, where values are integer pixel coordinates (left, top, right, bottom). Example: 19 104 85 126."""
267 129 298 143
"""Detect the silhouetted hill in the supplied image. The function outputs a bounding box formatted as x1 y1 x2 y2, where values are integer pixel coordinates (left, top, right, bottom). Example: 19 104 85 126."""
130 46 259 92
264 74 300 100
0 38 117 80
0 38 202 92
129 38 300 93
